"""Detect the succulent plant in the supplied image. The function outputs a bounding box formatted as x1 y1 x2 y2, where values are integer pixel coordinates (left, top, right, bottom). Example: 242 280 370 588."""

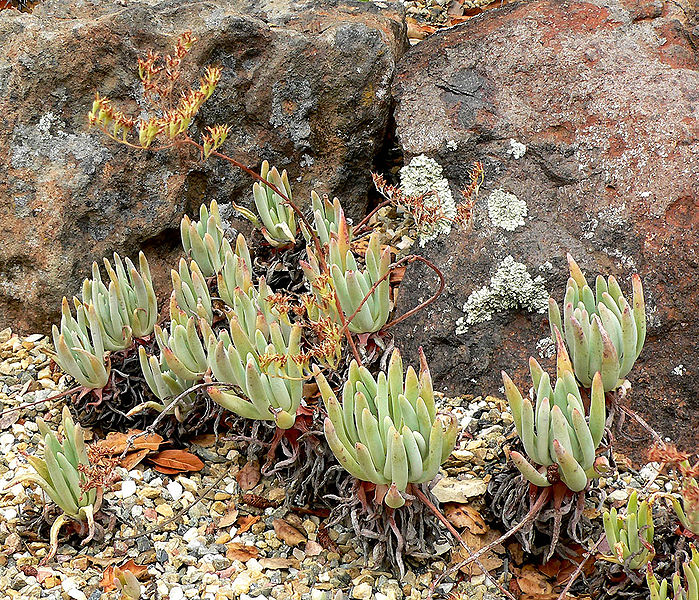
81 251 158 350
217 233 254 307
672 464 699 536
601 490 655 570
154 315 210 382
171 258 213 324
502 341 608 493
52 298 110 389
302 191 351 247
180 200 232 277
137 345 196 420
234 161 297 247
647 545 698 600
205 297 304 429
18 407 100 560
302 230 391 334
314 349 458 509
548 254 646 391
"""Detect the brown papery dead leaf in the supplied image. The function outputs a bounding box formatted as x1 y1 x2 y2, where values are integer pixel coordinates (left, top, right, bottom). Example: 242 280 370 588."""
119 449 150 470
218 508 239 529
236 460 261 491
273 518 306 547
225 542 259 562
406 17 437 40
444 503 487 534
100 559 149 591
97 430 163 454
148 449 204 473
236 515 261 534
190 433 217 447
513 564 557 599
455 527 505 576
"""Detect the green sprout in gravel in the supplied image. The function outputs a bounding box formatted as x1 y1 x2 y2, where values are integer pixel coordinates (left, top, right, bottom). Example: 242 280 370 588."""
548 254 646 392
314 348 457 508
18 407 101 561
602 490 655 571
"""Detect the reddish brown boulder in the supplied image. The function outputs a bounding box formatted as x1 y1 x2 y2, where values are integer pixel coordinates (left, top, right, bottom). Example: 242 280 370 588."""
0 0 407 333
390 0 698 457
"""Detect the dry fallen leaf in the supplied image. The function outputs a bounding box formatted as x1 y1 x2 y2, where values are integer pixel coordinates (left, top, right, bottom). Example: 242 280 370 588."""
236 515 261 534
273 518 306 547
119 449 150 470
218 508 239 529
444 503 487 534
97 430 163 454
190 433 217 447
513 564 556 599
225 542 259 562
236 460 261 491
406 17 437 41
148 449 204 473
100 559 149 591
455 527 505 576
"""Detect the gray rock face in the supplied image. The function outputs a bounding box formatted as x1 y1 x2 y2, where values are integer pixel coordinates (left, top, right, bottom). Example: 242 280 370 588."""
390 0 699 456
0 0 407 333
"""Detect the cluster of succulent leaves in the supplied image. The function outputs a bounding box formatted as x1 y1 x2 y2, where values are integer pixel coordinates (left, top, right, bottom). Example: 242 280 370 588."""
51 252 157 389
38 34 697 595
548 254 646 392
599 489 699 599
501 254 648 495
601 490 655 570
18 407 100 560
314 349 457 508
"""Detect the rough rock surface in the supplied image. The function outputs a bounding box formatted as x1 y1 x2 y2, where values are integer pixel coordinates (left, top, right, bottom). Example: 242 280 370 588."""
0 0 407 333
390 0 699 455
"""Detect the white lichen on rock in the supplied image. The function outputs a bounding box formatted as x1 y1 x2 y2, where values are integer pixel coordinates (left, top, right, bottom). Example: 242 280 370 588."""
458 256 549 327
507 138 527 159
399 154 455 246
487 189 527 231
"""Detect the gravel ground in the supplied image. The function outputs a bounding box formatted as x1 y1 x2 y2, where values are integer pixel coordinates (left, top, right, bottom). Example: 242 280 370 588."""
0 327 514 600
0 326 679 600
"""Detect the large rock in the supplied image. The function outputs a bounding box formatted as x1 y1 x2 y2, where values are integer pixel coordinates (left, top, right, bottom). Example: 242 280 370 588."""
391 0 698 455
0 0 407 333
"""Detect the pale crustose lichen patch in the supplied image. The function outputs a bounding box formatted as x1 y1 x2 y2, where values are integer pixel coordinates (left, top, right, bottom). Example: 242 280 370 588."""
487 189 527 231
455 256 549 332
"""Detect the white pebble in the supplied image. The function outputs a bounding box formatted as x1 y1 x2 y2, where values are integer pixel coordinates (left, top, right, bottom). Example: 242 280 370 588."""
169 586 185 600
120 479 137 498
167 481 183 502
